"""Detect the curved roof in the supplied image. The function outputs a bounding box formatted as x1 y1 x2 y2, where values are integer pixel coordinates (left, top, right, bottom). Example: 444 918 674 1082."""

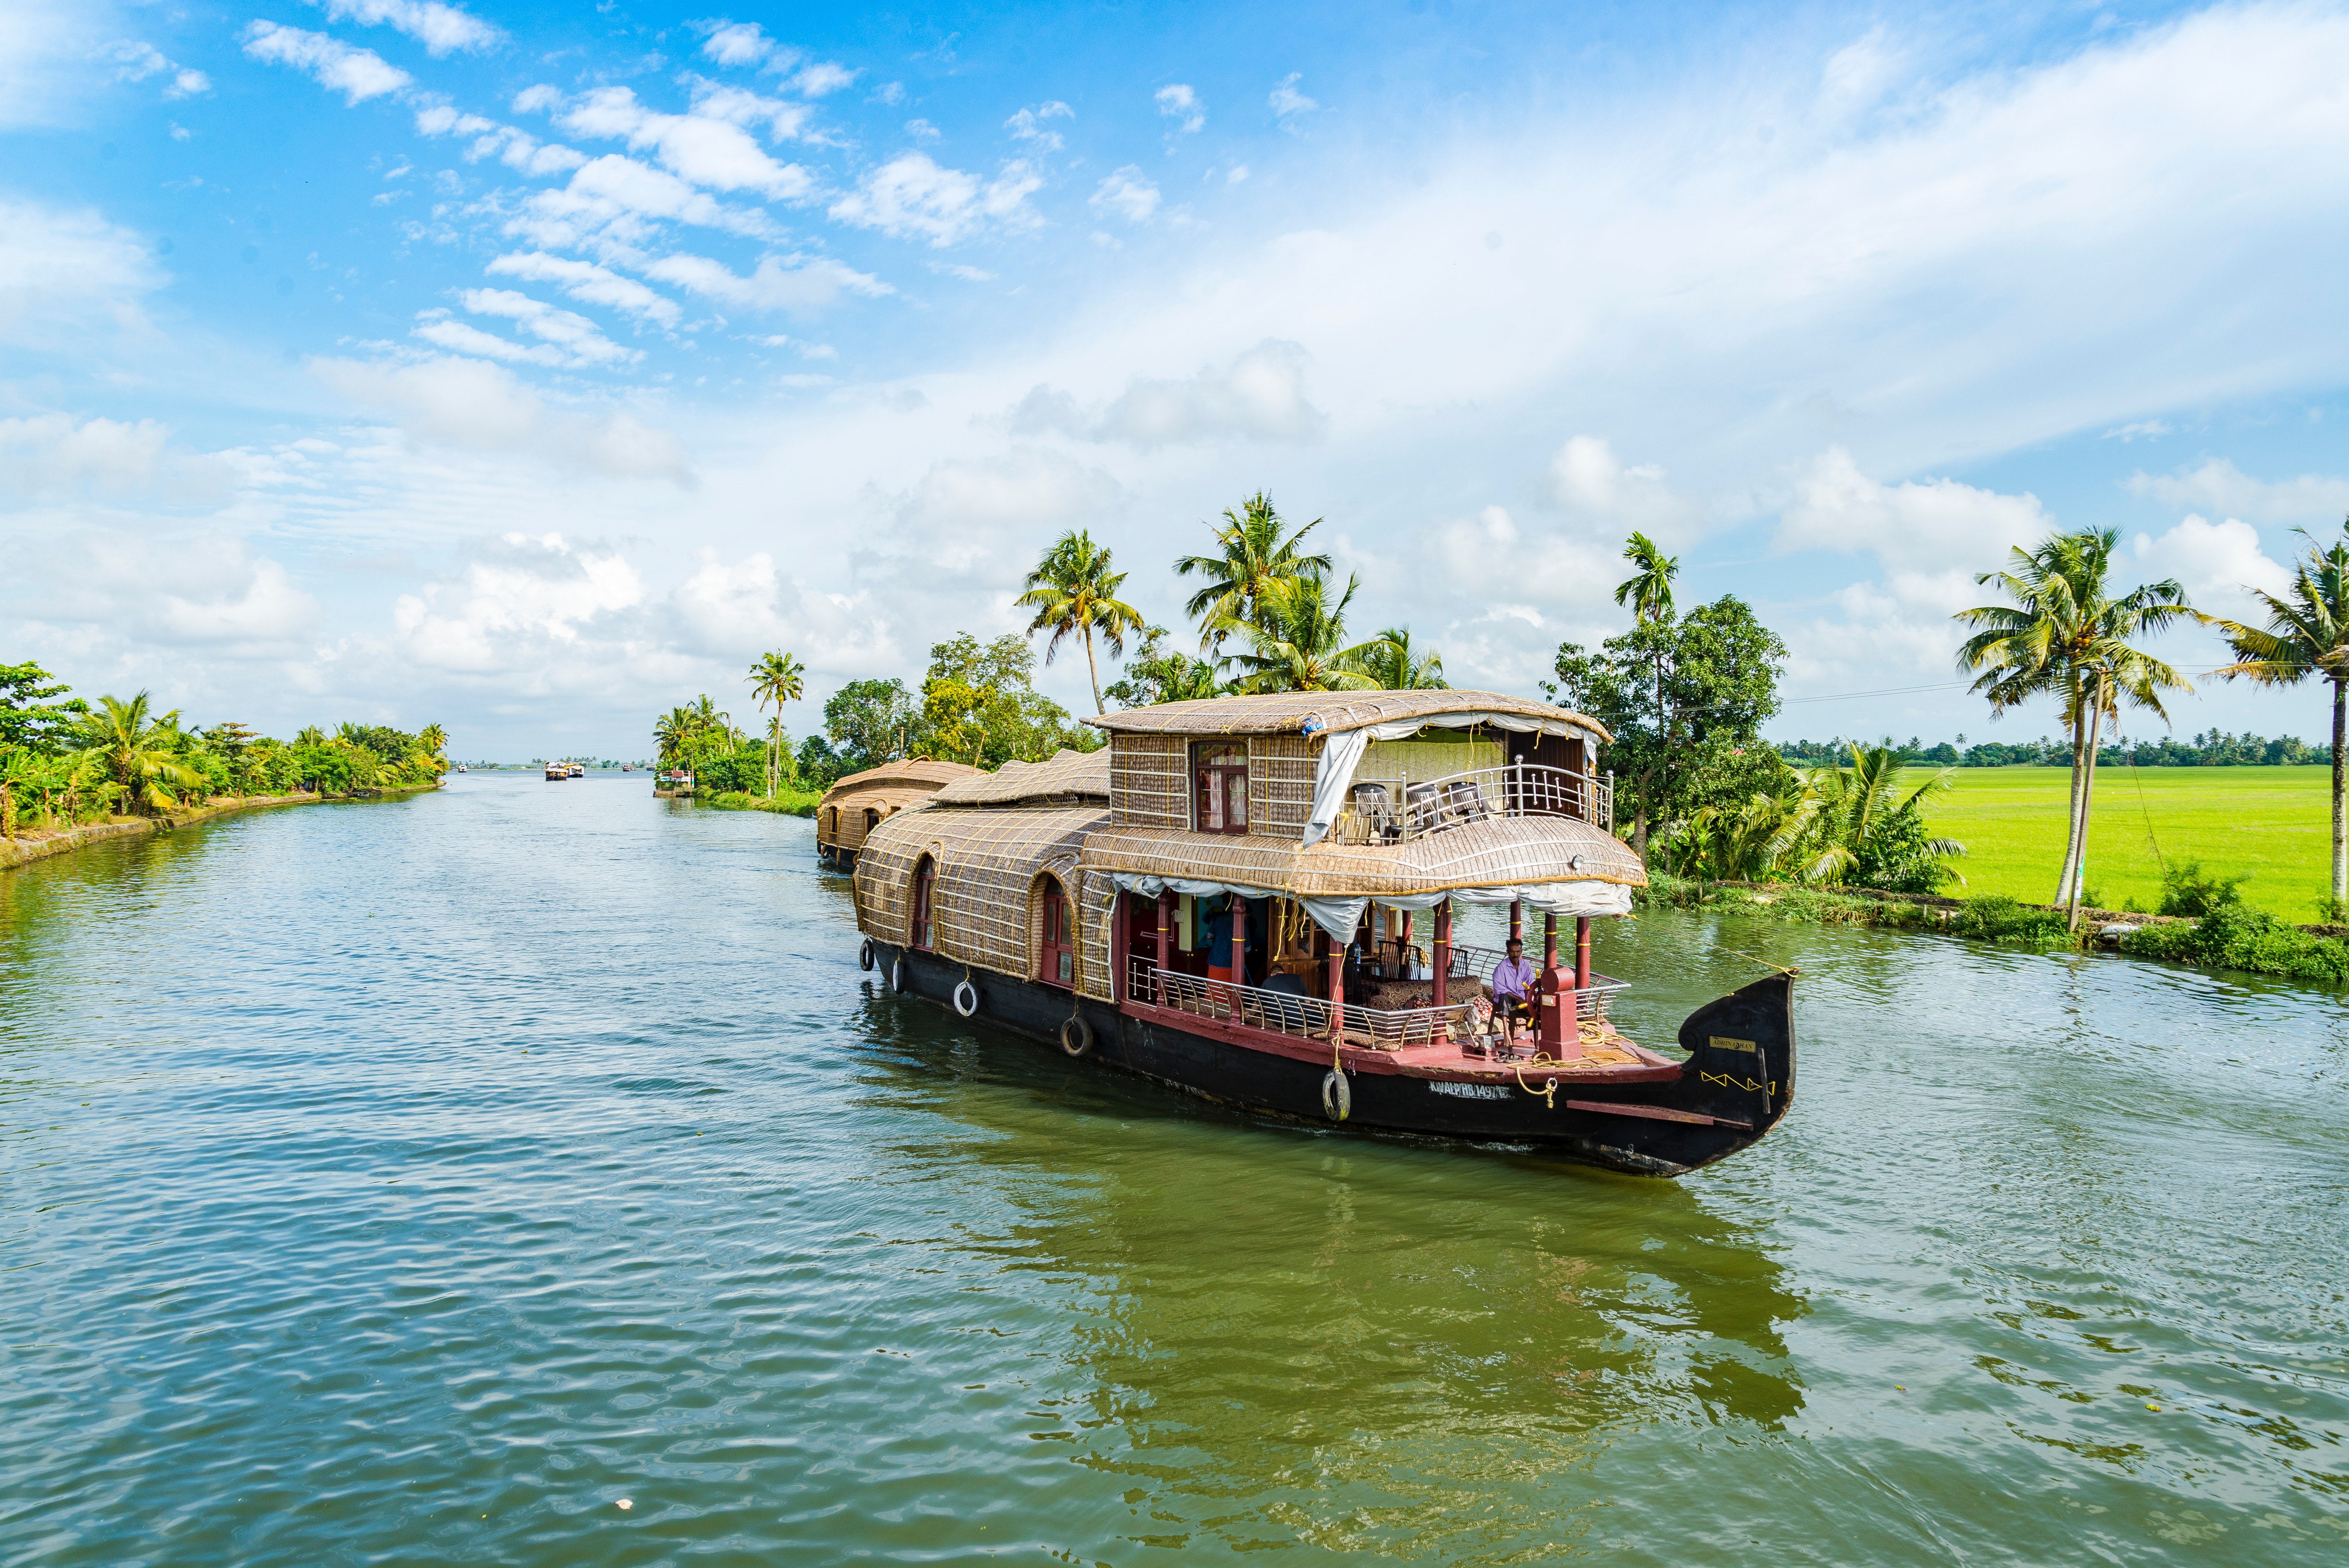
928 747 1109 806
817 757 981 806
1083 688 1611 744
1077 814 1645 898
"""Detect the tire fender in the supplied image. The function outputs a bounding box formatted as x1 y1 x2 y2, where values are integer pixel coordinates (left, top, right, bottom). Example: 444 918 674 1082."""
1061 1012 1093 1058
890 958 907 994
1321 1069 1351 1122
858 938 876 972
953 978 979 1018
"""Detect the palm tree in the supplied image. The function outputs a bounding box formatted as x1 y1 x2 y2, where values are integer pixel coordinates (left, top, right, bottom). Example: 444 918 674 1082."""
1174 492 1334 652
1805 745 1967 890
77 692 207 815
653 707 695 771
1347 625 1447 690
2213 522 2349 921
1015 531 1146 715
1232 572 1383 693
1614 531 1679 625
1956 528 2201 928
747 651 806 798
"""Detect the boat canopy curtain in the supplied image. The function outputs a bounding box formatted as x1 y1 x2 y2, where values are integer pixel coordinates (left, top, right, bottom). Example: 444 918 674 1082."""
1111 871 1631 948
1300 711 1588 846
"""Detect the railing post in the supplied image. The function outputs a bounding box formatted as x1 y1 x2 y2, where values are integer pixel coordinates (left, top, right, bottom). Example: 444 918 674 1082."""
1432 898 1451 1012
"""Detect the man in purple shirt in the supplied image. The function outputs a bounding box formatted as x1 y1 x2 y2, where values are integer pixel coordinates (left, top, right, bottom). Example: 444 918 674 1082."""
1490 938 1536 1046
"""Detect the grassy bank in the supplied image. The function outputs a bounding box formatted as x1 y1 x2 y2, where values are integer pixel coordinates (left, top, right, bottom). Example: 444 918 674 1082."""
699 787 822 816
1910 764 2335 919
1638 873 2349 987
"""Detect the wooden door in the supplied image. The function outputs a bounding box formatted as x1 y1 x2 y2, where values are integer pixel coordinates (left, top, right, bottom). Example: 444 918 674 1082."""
912 858 936 950
1039 882 1075 988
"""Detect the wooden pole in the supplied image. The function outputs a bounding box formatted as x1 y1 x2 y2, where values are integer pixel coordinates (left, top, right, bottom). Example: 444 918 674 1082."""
1509 898 1522 945
1155 891 1172 1002
1576 916 1592 991
1539 912 1581 1057
1233 895 1249 987
1432 899 1451 1009
1328 946 1345 1048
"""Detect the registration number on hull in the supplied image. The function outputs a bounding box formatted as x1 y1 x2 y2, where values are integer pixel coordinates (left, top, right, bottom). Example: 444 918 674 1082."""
1428 1080 1510 1100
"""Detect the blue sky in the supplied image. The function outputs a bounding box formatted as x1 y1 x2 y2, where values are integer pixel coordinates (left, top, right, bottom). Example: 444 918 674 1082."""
6 0 2349 758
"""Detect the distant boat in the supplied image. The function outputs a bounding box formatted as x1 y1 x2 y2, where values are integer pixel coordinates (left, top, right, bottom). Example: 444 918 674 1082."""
545 762 567 781
568 763 585 778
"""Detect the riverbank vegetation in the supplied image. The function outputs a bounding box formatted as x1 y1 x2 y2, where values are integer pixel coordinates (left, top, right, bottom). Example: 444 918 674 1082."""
0 661 446 843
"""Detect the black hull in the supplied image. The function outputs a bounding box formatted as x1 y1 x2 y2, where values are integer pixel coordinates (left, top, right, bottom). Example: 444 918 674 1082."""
864 944 1793 1177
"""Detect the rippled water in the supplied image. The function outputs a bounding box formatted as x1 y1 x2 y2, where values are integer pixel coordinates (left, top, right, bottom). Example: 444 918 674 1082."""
3 774 2345 1565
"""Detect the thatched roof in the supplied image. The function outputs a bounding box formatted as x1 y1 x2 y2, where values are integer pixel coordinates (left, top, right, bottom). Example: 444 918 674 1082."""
818 757 981 807
929 747 1109 806
1084 689 1611 744
1078 813 1644 897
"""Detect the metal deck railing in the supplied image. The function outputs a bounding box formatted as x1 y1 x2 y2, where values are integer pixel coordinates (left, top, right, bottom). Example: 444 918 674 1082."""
1125 957 1628 1042
1327 763 1613 846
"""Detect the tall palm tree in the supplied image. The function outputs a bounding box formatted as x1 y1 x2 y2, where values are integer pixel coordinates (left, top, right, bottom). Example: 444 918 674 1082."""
2213 522 2349 921
1956 528 2201 928
1614 531 1679 625
1015 531 1146 715
1174 492 1334 652
653 707 695 771
1347 625 1447 690
747 651 806 798
1232 572 1382 693
77 692 206 815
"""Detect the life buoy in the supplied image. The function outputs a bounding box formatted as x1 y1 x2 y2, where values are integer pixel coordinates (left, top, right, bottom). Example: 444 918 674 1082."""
1060 1013 1093 1057
890 958 907 993
1321 1069 1351 1121
953 978 979 1017
858 938 876 972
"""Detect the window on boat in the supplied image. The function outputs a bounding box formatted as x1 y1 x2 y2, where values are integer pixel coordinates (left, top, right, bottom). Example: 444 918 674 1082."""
911 857 936 950
1192 742 1249 834
864 807 882 834
1038 879 1075 988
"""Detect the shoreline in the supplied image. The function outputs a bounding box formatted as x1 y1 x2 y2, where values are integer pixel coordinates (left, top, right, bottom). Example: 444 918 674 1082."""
0 782 442 872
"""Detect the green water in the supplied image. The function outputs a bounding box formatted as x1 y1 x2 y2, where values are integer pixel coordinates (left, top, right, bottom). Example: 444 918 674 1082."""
2 775 2344 1564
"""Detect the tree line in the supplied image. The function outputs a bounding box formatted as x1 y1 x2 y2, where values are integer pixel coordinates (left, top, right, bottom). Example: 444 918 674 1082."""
0 662 447 841
1773 731 2335 768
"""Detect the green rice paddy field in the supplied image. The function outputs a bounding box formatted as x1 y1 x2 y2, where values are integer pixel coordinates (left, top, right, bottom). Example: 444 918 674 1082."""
1909 764 2336 918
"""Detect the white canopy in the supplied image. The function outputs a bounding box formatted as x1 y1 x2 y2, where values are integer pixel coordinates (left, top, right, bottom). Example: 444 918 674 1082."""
1111 872 1632 947
1303 711 1592 847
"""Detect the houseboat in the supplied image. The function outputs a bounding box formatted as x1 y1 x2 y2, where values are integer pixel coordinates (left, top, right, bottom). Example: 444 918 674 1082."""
849 691 1794 1178
815 758 984 870
544 761 568 781
568 763 586 778
654 769 694 798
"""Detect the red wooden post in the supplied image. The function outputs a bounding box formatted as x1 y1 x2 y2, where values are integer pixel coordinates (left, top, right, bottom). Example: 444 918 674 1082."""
1432 899 1451 1009
1327 947 1345 1049
1576 916 1592 991
1155 891 1173 1002
1509 898 1522 945
1233 896 1249 987
1539 912 1582 1058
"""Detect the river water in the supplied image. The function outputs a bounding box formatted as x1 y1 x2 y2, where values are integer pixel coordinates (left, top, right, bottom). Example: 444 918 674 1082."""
3 773 2344 1565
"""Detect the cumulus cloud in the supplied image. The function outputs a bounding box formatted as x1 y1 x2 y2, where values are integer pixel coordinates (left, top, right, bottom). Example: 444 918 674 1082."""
685 80 816 141
392 531 645 672
28 530 323 652
508 154 779 249
1155 83 1203 134
642 252 893 314
1095 339 1326 448
413 289 639 368
110 42 211 97
0 200 167 349
1547 436 1702 540
552 85 816 200
870 448 1126 592
1779 445 2049 585
307 0 502 56
828 153 1042 246
788 62 857 97
1091 167 1161 224
697 20 784 68
414 105 590 177
0 413 237 502
1005 100 1072 150
486 251 681 327
2131 513 2292 620
2125 457 2349 525
1269 72 1317 121
310 355 693 481
242 22 412 104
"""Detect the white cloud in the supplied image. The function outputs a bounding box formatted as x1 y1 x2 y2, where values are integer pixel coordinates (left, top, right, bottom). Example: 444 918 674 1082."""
1155 83 1203 134
904 118 940 143
509 154 780 249
110 42 209 97
1269 72 1317 121
2125 457 2349 524
451 288 640 366
309 355 693 481
698 20 782 68
0 1 89 129
1780 445 2049 582
308 0 503 56
1005 100 1073 150
392 531 645 671
555 86 816 200
242 23 412 105
413 104 592 177
1094 339 1326 448
1090 166 1161 224
487 252 681 327
171 69 211 98
927 260 994 283
0 413 182 497
2131 513 2293 619
0 199 166 349
684 80 816 142
789 62 857 98
642 252 893 314
46 533 324 650
873 449 1127 593
828 153 1042 246
1547 435 1702 541
2103 418 2172 442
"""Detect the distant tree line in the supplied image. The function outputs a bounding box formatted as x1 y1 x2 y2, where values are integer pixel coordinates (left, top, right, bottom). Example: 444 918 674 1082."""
1773 732 2335 768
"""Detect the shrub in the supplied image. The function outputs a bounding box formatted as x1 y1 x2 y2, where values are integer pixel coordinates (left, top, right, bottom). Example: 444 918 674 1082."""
2156 861 2246 918
1952 895 2075 948
2121 903 2349 982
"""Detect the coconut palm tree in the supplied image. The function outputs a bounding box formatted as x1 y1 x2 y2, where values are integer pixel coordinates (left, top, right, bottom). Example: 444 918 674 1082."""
653 707 695 772
77 692 207 815
1232 572 1383 693
1804 744 1967 891
1956 528 2202 928
1174 493 1334 652
1614 532 1679 625
1346 626 1447 690
1015 532 1146 715
2213 522 2349 921
747 651 806 798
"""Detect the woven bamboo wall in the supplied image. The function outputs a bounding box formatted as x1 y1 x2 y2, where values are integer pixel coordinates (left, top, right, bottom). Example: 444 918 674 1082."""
1110 734 1189 829
1077 867 1115 1000
854 803 1115 996
1248 734 1316 838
